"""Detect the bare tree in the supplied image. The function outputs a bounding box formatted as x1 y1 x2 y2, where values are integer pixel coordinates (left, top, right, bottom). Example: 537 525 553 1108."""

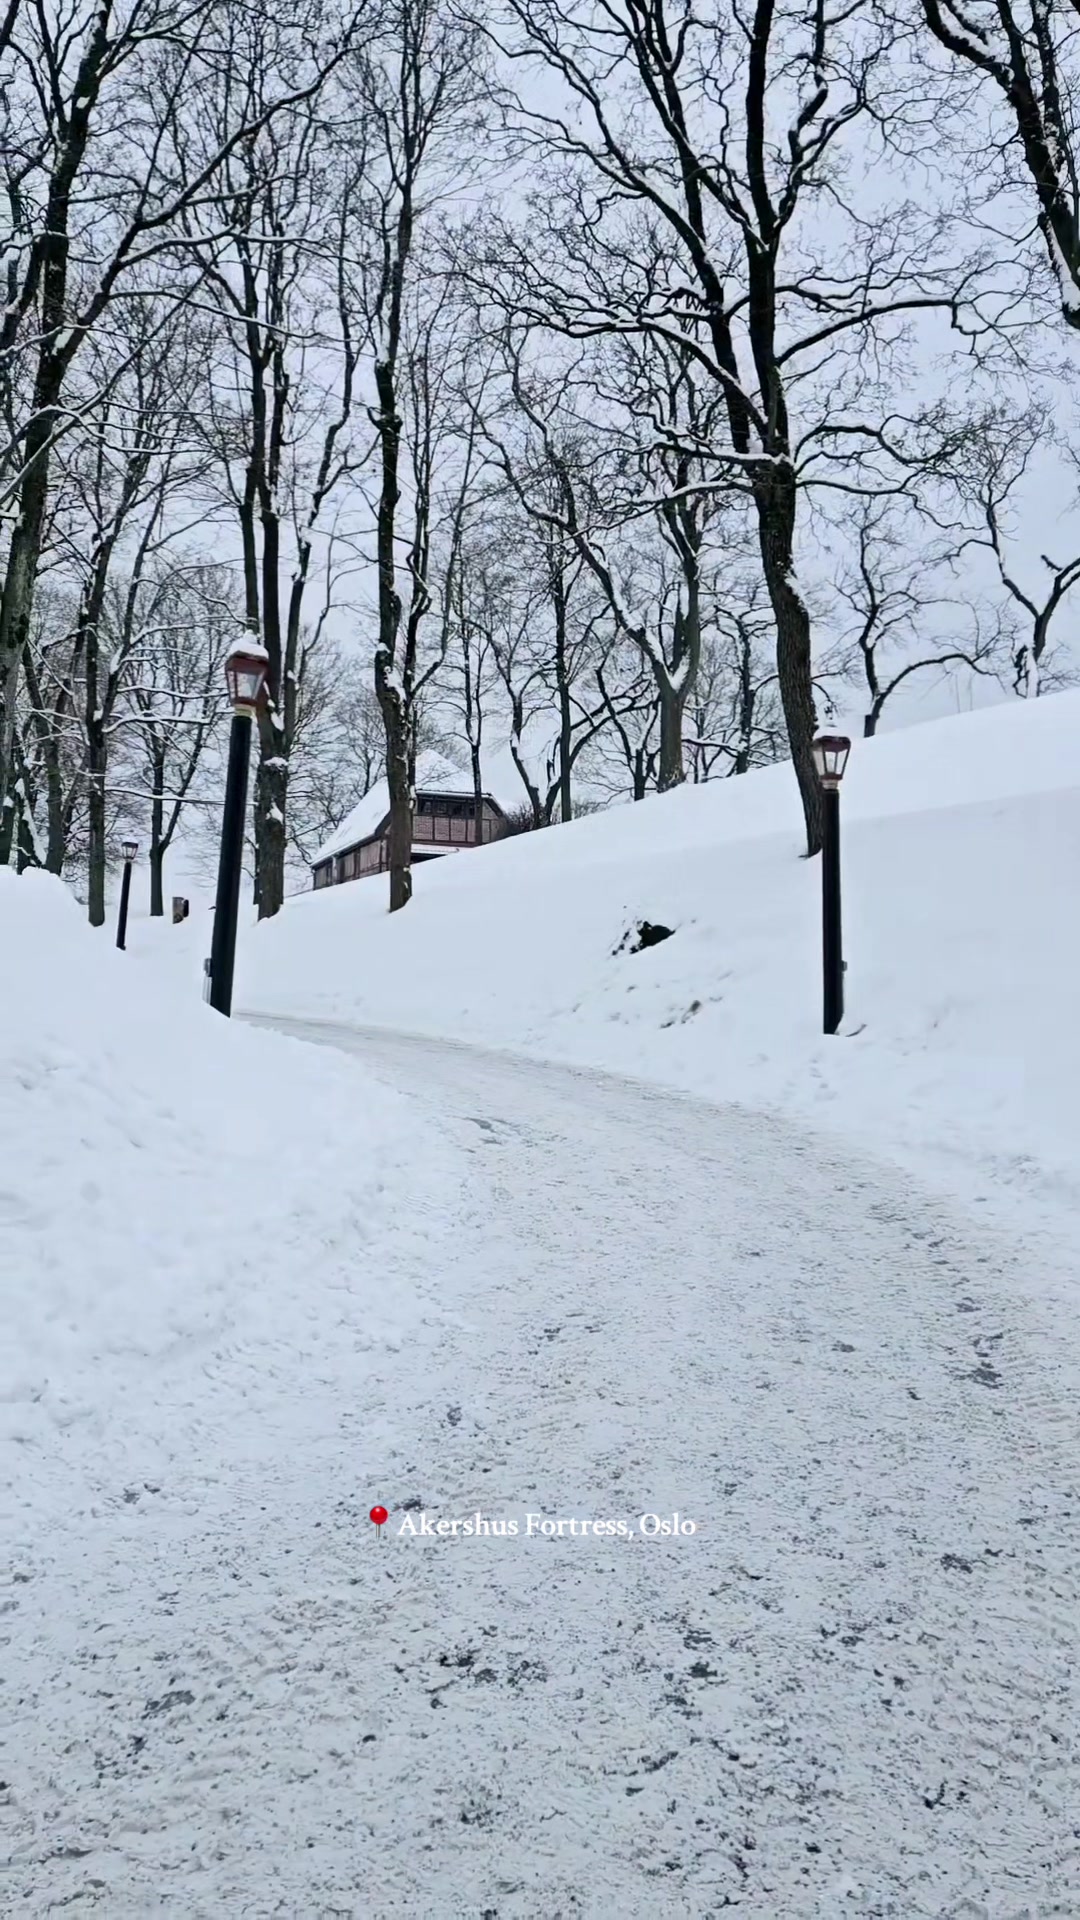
66 310 214 922
465 316 786 808
470 0 982 852
440 521 501 830
460 528 617 820
347 0 493 910
123 565 234 916
918 0 1080 326
6 303 212 911
688 580 785 777
831 497 1001 733
957 423 1080 697
184 36 375 919
592 650 660 801
0 0 363 859
16 574 85 875
280 639 388 871
472 317 727 795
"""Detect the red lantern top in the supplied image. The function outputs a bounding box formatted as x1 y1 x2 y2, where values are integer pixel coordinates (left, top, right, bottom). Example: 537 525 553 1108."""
812 734 851 789
225 639 270 714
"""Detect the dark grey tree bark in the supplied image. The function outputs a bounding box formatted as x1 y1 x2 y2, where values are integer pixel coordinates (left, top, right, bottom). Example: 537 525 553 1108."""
548 536 576 821
373 330 414 912
920 0 1080 327
149 747 166 919
358 0 477 911
20 642 73 873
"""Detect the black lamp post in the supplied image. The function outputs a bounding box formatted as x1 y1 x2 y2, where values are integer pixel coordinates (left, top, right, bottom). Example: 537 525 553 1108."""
813 734 851 1035
208 640 269 1016
115 839 138 951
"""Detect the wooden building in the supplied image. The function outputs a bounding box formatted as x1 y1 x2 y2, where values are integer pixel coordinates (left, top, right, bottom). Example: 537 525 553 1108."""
311 754 511 890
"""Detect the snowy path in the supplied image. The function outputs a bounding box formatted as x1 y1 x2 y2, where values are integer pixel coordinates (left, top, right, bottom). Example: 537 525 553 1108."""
7 1020 1080 1917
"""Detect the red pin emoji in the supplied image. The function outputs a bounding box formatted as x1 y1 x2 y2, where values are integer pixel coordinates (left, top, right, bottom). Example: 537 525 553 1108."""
370 1504 389 1541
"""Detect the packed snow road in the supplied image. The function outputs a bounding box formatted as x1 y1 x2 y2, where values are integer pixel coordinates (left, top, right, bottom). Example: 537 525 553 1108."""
8 1019 1079 1917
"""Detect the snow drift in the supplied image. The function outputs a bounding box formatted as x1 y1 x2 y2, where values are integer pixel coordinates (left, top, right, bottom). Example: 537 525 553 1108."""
0 869 454 1519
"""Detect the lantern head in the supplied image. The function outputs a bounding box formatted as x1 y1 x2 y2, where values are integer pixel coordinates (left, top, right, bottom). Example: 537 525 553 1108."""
121 839 138 863
812 734 851 790
224 639 270 715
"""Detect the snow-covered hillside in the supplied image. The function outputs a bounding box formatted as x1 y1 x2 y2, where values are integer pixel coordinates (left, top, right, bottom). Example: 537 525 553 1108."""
245 690 1080 1253
7 700 1080 1915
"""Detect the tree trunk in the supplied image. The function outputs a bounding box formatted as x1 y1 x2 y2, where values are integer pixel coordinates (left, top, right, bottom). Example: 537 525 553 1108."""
0 396 60 861
378 668 413 912
149 845 164 919
657 541 699 792
551 555 574 821
254 745 287 921
734 641 753 774
83 585 108 926
386 796 412 908
149 745 165 916
557 680 574 820
754 468 823 855
470 739 484 845
11 735 38 870
81 548 112 925
1028 607 1050 697
20 643 66 870
657 677 688 790
860 640 881 734
86 740 106 926
45 767 66 872
253 465 289 921
373 336 413 911
15 793 37 872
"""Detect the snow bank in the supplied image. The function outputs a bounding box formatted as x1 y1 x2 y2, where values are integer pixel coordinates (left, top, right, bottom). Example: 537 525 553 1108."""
243 691 1080 1248
1 870 453 1526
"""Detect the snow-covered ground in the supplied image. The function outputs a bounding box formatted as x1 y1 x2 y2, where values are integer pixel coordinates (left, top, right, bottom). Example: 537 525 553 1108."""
0 872 461 1908
5 695 1080 1914
0 871 457 1472
244 691 1080 1261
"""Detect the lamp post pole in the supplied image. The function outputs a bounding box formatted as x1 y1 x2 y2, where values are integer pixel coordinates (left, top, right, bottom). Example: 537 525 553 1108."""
208 641 269 1018
821 782 843 1035
209 710 252 1016
812 735 851 1037
116 840 138 951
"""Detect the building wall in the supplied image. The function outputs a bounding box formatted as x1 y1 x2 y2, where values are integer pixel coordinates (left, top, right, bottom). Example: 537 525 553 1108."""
337 837 386 882
412 808 502 849
315 794 507 889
